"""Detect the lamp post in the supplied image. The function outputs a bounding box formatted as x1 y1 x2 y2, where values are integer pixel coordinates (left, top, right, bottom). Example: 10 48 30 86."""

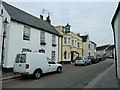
1 18 8 66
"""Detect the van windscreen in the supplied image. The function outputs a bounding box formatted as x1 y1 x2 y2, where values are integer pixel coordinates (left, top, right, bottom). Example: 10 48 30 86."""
15 54 26 63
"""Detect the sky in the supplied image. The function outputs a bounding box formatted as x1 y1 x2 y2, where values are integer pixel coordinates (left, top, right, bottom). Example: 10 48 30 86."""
3 0 119 46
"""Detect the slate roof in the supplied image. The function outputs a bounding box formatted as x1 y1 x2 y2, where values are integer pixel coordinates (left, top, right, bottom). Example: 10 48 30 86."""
80 35 88 42
96 44 110 51
111 2 120 28
2 2 61 36
106 45 115 51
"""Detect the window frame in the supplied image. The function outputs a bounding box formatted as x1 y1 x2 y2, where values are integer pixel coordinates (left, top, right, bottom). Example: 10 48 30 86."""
23 26 30 41
51 51 55 60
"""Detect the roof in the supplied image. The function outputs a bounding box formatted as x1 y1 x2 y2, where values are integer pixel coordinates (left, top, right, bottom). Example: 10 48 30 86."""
91 41 97 46
2 2 60 36
111 2 120 29
80 35 88 42
96 44 110 51
106 45 115 51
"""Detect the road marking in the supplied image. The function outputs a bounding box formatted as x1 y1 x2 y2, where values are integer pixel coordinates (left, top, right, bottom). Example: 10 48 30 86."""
83 63 114 88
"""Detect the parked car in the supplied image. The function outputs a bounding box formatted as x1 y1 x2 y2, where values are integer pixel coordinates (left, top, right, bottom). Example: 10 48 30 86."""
13 52 62 79
88 56 99 63
75 56 91 66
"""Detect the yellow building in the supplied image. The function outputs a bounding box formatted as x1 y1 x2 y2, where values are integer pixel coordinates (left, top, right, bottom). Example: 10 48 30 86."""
91 41 97 56
55 24 83 64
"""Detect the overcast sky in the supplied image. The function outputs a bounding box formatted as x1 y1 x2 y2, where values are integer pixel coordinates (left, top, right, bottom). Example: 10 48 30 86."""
4 0 119 46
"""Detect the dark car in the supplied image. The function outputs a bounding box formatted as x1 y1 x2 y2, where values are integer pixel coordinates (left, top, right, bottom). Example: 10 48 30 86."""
88 56 99 63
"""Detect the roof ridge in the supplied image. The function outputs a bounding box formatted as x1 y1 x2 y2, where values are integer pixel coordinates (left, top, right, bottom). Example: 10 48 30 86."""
2 2 45 22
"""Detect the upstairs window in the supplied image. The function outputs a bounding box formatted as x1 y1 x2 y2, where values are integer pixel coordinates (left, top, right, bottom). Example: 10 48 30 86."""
68 38 70 45
64 37 67 44
40 31 46 45
77 42 80 48
23 26 30 40
51 51 55 60
52 35 56 44
52 35 56 47
72 40 74 47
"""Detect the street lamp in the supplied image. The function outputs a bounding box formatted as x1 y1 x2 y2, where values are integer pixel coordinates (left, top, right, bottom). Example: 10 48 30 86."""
1 18 8 66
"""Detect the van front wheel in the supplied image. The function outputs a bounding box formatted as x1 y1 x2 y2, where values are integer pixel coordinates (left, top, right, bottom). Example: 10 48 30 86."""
33 70 42 79
57 67 62 73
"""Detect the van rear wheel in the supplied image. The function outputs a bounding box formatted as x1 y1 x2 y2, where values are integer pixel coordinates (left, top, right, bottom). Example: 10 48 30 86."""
33 70 42 79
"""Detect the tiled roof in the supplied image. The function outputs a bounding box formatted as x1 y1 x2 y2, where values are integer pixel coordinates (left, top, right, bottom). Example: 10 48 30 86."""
2 2 61 36
111 2 120 28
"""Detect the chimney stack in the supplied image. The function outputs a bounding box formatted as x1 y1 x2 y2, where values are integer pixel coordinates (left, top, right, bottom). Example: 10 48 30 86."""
46 16 51 24
40 15 43 20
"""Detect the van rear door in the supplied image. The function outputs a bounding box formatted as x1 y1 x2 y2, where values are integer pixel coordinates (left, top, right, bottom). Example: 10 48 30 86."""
14 54 26 73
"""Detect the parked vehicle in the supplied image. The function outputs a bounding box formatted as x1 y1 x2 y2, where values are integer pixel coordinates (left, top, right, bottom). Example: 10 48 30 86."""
75 56 91 66
88 56 99 63
13 52 62 79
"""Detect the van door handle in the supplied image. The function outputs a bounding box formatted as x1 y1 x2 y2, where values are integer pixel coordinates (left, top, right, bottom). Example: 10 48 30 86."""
49 65 51 66
19 64 21 66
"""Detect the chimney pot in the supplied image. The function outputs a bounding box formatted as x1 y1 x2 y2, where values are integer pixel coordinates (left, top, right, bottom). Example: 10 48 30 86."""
40 15 43 20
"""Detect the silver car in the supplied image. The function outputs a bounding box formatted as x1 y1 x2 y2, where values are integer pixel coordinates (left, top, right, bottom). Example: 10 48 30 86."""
75 56 91 66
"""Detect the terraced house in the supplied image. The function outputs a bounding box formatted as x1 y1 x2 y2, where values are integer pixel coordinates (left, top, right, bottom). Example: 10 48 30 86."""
55 24 83 64
0 8 2 65
1 1 61 70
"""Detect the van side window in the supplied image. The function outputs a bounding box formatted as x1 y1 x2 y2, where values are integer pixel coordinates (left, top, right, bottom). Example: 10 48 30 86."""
15 54 20 63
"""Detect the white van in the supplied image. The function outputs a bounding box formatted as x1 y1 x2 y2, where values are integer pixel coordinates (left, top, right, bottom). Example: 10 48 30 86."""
13 52 62 79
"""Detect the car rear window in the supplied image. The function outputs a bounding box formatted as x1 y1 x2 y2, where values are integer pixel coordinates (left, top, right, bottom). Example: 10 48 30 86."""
88 56 94 59
15 54 26 63
76 57 83 60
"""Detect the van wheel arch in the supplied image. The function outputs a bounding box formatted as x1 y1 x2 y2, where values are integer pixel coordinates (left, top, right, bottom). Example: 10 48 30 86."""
33 68 42 79
56 66 62 73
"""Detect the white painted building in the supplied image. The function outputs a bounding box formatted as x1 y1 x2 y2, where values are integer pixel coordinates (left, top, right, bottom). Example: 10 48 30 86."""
111 2 120 80
1 2 61 69
0 15 2 65
0 1 3 65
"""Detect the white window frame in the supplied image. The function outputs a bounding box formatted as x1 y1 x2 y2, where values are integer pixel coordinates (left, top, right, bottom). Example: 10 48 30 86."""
64 37 67 45
68 38 70 45
52 35 56 44
23 26 30 40
52 51 55 60
40 31 45 43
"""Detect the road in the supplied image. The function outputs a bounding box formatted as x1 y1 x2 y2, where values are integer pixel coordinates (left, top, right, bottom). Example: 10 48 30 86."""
2 59 114 88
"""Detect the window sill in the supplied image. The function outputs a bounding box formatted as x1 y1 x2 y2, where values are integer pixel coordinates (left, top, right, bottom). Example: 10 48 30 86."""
52 44 57 47
40 42 46 46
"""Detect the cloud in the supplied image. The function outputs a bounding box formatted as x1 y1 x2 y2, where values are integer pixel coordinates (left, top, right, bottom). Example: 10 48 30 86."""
7 2 117 45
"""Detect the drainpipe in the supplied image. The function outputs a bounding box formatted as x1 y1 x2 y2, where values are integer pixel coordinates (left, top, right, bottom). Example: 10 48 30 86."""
1 18 9 66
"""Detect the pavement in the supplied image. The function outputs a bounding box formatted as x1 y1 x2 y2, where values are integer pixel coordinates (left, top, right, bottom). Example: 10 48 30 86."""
1 60 120 89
